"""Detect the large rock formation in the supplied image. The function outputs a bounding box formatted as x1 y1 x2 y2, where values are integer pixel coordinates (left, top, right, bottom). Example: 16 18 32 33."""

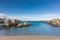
0 18 21 28
46 18 60 27
0 18 31 29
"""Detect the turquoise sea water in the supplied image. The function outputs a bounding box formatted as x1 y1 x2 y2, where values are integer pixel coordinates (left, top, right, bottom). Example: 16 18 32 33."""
0 21 60 36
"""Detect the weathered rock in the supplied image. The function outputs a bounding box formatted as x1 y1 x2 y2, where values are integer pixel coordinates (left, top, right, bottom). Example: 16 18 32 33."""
0 18 31 29
17 24 22 27
47 20 51 23
47 18 60 27
4 19 10 28
24 21 29 26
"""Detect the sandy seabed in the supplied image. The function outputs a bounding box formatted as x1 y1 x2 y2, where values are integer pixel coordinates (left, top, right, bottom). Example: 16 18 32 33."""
0 36 60 40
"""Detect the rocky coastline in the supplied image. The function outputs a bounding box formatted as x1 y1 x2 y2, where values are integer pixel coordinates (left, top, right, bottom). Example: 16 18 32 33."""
0 18 31 29
41 18 60 27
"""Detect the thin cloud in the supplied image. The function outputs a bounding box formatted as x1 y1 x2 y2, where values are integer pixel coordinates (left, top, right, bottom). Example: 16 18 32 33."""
40 13 60 20
0 13 60 21
0 13 19 20
0 13 7 18
41 14 57 17
16 13 60 21
0 13 6 16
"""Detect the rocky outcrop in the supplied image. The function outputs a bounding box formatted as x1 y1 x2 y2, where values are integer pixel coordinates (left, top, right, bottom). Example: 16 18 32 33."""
46 18 60 27
0 18 31 29
17 23 22 27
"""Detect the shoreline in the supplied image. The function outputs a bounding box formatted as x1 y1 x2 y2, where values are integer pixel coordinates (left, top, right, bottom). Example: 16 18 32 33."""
0 36 60 40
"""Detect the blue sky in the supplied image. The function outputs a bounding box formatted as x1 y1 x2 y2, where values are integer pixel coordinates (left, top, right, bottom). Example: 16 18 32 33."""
0 0 60 21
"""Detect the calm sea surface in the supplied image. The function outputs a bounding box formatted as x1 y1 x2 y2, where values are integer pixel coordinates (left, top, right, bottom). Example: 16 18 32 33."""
0 21 60 36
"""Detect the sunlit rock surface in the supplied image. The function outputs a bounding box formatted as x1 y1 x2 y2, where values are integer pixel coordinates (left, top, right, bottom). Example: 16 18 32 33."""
0 18 31 29
40 18 60 27
46 18 60 27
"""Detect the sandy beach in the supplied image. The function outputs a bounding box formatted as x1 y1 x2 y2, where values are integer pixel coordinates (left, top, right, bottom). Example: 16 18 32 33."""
0 36 60 40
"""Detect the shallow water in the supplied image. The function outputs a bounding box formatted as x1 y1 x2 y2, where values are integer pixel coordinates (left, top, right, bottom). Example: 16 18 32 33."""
0 21 60 36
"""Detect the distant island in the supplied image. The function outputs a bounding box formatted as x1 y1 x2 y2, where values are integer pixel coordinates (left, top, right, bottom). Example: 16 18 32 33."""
41 18 60 27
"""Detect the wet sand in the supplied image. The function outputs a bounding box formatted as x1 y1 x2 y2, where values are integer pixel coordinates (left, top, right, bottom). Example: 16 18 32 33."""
0 36 60 40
